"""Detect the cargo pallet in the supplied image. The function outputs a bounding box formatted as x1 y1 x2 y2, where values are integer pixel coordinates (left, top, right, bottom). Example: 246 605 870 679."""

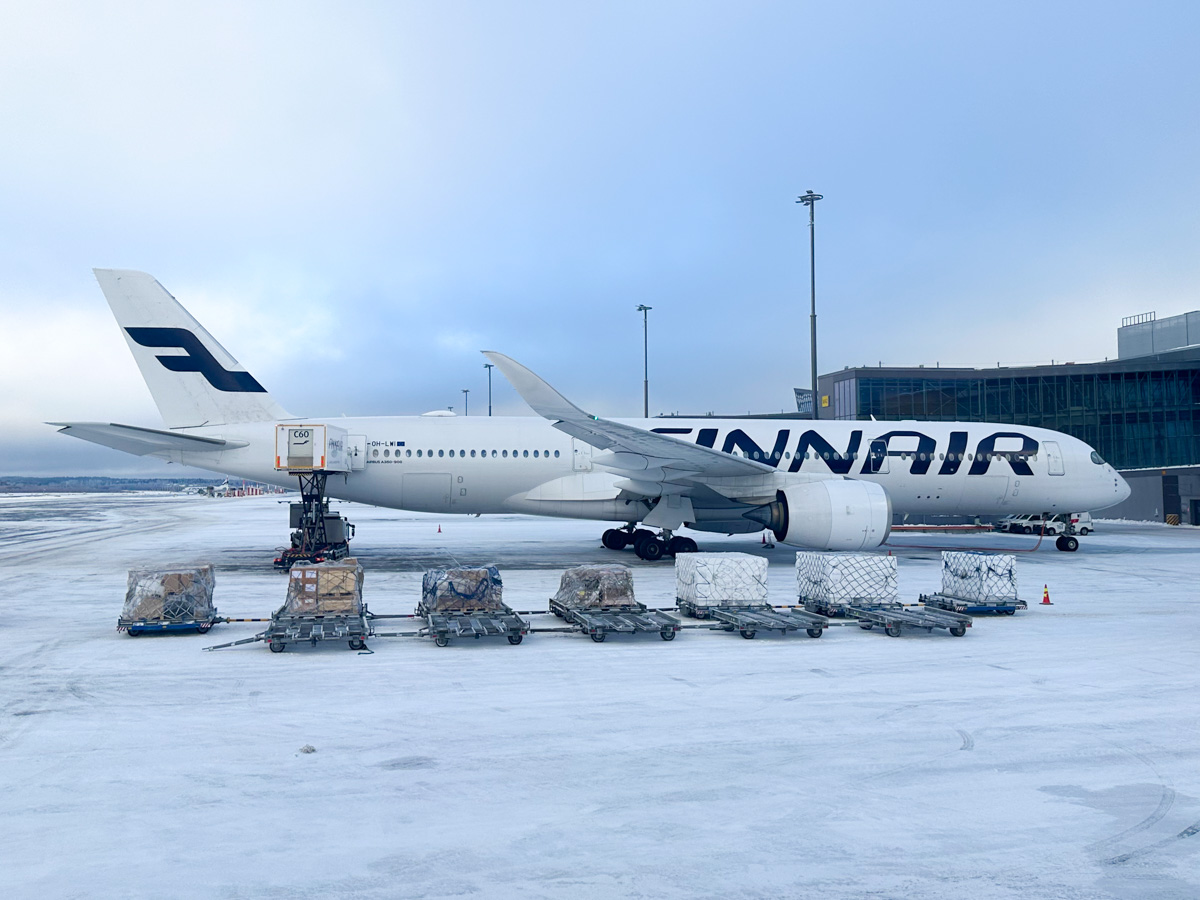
549 598 680 642
264 611 371 652
841 602 972 637
120 617 217 636
422 609 529 647
920 592 1027 616
677 599 828 639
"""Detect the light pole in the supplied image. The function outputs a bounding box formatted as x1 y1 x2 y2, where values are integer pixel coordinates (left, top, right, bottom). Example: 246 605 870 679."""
483 362 494 416
797 189 823 420
636 304 652 418
462 389 470 416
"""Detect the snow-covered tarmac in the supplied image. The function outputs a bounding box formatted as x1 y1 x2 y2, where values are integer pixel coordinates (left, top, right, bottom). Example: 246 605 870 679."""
1 492 1197 899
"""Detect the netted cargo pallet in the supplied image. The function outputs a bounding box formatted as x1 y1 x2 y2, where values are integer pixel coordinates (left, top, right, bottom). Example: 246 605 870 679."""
420 566 505 614
422 610 528 647
796 552 898 617
120 564 218 635
847 604 972 638
552 565 635 609
678 599 828 639
675 553 768 607
549 597 680 643
940 551 1018 603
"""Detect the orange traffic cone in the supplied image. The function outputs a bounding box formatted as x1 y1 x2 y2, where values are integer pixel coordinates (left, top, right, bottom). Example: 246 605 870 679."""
1041 584 1052 605
437 524 442 534
761 532 767 545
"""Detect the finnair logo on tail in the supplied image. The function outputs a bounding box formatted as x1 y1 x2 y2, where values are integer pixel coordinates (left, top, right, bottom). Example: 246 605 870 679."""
125 327 266 393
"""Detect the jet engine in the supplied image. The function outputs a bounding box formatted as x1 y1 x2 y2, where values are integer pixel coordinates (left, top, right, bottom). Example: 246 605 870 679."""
745 480 892 551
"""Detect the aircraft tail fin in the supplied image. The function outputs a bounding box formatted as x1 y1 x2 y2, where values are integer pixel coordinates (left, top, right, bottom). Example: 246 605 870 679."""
93 269 292 428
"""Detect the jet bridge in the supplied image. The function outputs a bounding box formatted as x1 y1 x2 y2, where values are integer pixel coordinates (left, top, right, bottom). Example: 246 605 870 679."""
273 424 358 570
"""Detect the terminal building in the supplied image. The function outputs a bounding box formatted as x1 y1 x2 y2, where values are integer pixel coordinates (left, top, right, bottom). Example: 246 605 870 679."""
812 310 1200 524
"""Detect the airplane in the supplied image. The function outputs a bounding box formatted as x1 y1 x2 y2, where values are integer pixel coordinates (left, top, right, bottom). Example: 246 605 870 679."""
54 269 1131 559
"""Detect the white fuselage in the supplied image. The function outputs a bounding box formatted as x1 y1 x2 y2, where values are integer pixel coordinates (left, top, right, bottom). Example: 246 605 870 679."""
163 415 1130 529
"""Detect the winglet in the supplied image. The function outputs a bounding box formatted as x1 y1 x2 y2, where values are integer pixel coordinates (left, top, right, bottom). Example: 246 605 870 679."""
481 351 591 423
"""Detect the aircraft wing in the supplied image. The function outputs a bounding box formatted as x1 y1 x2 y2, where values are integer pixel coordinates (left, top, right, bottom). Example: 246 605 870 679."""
49 422 247 456
482 352 825 510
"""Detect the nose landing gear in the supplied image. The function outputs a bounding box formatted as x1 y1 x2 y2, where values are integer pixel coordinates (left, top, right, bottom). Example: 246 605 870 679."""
1055 535 1080 552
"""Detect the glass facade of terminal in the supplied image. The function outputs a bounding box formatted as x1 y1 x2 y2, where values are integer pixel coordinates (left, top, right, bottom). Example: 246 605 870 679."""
822 354 1200 470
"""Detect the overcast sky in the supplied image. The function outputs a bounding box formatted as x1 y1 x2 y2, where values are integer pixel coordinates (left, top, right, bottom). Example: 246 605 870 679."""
3 1 1198 476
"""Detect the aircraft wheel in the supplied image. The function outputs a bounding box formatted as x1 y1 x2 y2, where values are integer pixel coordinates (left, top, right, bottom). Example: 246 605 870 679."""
1062 535 1079 552
667 536 698 555
635 536 666 561
602 529 628 550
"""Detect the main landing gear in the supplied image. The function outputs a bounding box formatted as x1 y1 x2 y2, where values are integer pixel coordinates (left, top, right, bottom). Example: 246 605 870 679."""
601 526 698 561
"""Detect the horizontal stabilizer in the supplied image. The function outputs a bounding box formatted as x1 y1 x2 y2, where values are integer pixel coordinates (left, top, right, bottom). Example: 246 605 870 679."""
49 422 246 457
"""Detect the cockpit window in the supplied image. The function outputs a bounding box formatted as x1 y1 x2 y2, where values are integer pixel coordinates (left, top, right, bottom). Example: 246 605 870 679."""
1090 450 1105 465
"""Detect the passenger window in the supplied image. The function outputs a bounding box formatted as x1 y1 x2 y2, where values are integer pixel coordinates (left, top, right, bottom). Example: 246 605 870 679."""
416 450 422 457
460 450 465 457
533 450 539 458
554 450 560 458
406 449 412 457
491 450 497 457
438 449 444 458
470 450 476 458
372 449 379 458
523 450 529 458
384 449 390 458
502 450 508 458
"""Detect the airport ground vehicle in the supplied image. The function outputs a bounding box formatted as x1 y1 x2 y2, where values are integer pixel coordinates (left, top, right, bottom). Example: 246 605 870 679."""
995 513 1065 535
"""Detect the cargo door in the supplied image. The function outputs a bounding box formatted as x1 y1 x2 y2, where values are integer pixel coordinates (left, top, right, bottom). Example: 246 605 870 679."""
402 473 453 513
1043 441 1065 476
572 439 593 472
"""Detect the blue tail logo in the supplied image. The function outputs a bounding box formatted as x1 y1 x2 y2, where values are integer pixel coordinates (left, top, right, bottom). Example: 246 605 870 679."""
124 327 266 393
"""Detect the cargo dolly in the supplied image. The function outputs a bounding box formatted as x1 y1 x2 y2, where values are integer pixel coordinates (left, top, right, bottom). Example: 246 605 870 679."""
920 592 1027 616
549 598 680 642
676 599 828 639
120 616 217 636
422 609 529 647
264 610 371 652
841 602 972 637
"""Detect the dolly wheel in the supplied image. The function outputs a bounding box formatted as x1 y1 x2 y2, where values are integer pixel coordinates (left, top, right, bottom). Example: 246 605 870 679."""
806 628 823 639
1004 608 1016 616
197 622 212 634
740 629 755 640
660 629 676 641
885 624 902 638
348 637 365 650
269 641 286 653
949 625 967 637
434 635 449 648
859 623 873 631
590 632 606 643
126 629 141 637
507 634 523 645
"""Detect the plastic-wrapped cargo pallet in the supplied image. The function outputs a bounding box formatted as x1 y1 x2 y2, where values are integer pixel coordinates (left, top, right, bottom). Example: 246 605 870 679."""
122 564 216 621
420 566 505 614
941 551 1018 603
795 552 898 606
283 559 364 615
675 553 768 607
552 565 636 609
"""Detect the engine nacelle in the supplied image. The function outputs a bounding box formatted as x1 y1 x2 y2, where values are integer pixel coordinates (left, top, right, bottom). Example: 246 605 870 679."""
748 480 892 551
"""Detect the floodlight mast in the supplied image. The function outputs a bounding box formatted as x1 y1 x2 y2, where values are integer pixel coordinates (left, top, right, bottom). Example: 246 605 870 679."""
483 362 494 416
462 389 470 416
797 190 823 420
636 304 652 418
